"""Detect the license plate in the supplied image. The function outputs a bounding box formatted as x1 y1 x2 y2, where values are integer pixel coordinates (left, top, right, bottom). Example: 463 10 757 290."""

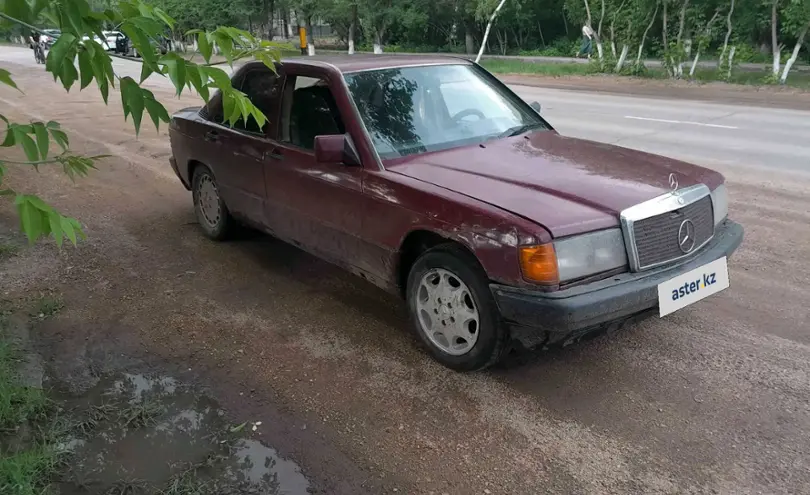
657 257 730 317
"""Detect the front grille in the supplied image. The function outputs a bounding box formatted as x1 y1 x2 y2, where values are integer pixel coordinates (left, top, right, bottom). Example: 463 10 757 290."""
632 195 714 269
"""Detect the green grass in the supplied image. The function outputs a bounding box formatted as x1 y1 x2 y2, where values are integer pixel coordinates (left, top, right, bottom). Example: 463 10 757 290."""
481 59 810 89
0 334 61 495
481 59 598 76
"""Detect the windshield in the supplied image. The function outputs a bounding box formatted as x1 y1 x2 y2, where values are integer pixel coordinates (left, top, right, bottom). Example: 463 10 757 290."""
343 64 548 160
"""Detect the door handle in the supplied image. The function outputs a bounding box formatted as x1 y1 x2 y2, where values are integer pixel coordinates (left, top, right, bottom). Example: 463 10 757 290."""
265 149 283 161
204 130 219 142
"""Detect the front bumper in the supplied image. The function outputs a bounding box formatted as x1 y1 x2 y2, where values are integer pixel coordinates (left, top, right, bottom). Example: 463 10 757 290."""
491 219 744 335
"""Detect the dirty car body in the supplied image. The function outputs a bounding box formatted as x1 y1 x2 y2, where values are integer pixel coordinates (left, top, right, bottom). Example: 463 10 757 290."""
167 55 743 371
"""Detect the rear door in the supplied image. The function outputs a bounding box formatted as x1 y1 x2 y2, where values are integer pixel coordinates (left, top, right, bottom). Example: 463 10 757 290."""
197 66 283 228
263 68 367 269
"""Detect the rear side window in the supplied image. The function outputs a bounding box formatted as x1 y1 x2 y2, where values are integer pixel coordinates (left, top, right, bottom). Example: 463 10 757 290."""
200 66 281 135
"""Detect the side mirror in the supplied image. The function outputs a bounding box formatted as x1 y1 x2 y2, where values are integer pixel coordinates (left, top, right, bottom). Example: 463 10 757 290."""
530 101 542 114
314 134 361 166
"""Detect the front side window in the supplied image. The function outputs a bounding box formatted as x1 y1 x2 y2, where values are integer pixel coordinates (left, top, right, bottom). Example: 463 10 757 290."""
278 76 346 150
202 67 280 134
343 64 548 160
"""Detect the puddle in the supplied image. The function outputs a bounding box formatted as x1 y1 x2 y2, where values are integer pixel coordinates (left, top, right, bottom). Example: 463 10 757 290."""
56 372 311 494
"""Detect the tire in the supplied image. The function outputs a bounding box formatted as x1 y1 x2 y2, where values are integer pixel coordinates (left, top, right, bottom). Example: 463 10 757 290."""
406 244 508 372
191 165 233 241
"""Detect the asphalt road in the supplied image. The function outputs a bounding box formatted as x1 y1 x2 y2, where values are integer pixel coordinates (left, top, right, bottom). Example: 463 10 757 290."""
2 46 810 494
88 48 810 177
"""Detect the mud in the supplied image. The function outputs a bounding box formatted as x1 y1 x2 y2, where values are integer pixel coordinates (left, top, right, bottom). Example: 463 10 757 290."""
52 370 310 494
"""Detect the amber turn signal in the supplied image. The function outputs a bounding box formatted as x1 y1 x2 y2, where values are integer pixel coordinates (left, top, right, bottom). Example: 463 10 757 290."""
519 244 560 284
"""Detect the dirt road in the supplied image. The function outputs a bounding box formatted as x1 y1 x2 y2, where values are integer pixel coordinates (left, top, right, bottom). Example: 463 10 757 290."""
2 48 810 494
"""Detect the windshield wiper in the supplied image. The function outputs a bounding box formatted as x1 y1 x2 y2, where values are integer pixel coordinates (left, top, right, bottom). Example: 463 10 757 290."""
499 122 544 138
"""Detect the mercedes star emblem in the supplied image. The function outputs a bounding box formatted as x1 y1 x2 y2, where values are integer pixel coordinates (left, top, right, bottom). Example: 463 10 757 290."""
677 219 696 254
668 173 679 192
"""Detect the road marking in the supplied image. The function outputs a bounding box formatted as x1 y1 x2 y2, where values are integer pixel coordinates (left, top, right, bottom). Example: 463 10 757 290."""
624 115 738 129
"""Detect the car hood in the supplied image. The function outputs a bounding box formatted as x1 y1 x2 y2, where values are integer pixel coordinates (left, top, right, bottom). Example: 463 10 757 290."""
387 131 723 238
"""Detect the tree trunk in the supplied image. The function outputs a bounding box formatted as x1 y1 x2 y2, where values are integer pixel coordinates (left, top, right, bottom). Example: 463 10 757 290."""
780 22 810 83
373 27 385 54
475 0 508 63
719 0 735 68
266 0 275 40
662 0 668 47
771 0 780 75
537 22 546 48
676 0 689 45
637 2 659 66
727 45 736 78
583 0 592 25
305 16 315 55
615 44 629 71
598 0 606 40
282 11 290 39
348 5 357 55
689 50 700 76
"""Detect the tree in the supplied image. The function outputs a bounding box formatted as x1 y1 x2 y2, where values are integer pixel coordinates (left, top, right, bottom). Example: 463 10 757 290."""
780 0 810 81
474 0 507 62
0 0 282 246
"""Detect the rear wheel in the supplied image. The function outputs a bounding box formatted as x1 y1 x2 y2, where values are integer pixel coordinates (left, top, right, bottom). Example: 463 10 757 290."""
191 165 233 241
406 244 507 372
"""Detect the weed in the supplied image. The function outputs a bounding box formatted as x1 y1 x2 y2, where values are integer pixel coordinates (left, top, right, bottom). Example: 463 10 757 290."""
73 402 116 436
104 479 149 495
119 399 163 429
158 467 213 495
30 294 63 320
0 242 18 259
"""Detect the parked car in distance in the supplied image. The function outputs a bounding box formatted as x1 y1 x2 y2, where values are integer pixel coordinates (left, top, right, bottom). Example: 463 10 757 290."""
113 31 168 57
41 29 60 48
167 56 744 372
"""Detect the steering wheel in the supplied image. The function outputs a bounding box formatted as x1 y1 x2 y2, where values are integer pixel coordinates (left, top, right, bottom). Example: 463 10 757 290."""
451 108 486 123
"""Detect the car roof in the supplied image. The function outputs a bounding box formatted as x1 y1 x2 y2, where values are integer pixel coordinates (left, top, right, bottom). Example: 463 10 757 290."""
273 54 474 74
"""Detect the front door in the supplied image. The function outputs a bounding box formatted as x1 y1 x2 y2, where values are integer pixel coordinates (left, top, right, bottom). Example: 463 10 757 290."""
263 70 366 271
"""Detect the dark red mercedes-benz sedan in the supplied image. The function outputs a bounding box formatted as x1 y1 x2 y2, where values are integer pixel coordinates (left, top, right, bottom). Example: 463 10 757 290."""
168 55 743 371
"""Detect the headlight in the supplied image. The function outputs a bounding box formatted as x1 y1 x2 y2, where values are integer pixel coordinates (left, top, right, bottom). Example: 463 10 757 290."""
519 228 628 284
710 184 729 226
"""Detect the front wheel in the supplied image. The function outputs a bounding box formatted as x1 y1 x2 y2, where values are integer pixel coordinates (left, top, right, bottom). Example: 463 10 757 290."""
406 244 508 372
191 165 234 241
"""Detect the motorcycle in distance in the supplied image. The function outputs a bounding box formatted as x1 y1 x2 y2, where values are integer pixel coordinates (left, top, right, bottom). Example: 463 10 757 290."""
29 33 46 64
33 40 46 64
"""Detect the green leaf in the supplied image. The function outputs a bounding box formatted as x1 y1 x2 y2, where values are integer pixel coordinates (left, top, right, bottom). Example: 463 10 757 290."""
120 77 145 134
48 211 63 248
213 32 234 66
60 60 79 91
60 215 78 245
198 32 213 64
185 63 209 102
121 21 159 70
201 66 231 88
50 129 69 151
32 123 49 160
140 63 154 84
15 195 45 244
0 69 20 91
1 128 14 148
12 128 39 162
143 90 170 132
64 0 86 36
45 33 78 81
153 7 175 29
78 49 94 90
160 54 186 96
119 0 140 19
